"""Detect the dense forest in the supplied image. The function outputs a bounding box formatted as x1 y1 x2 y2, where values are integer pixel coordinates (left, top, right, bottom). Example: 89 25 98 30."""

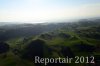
0 19 100 66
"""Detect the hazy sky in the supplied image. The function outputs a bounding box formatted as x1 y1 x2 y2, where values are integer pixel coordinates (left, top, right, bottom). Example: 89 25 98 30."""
0 0 100 23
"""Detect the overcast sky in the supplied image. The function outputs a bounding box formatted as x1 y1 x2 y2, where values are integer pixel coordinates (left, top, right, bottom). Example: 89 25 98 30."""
0 0 100 23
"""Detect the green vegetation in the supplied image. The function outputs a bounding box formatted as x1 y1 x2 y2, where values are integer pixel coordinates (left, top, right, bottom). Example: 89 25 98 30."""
0 19 100 66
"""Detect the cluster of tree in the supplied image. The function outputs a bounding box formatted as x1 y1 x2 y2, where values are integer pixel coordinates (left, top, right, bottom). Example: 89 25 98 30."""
0 42 9 55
